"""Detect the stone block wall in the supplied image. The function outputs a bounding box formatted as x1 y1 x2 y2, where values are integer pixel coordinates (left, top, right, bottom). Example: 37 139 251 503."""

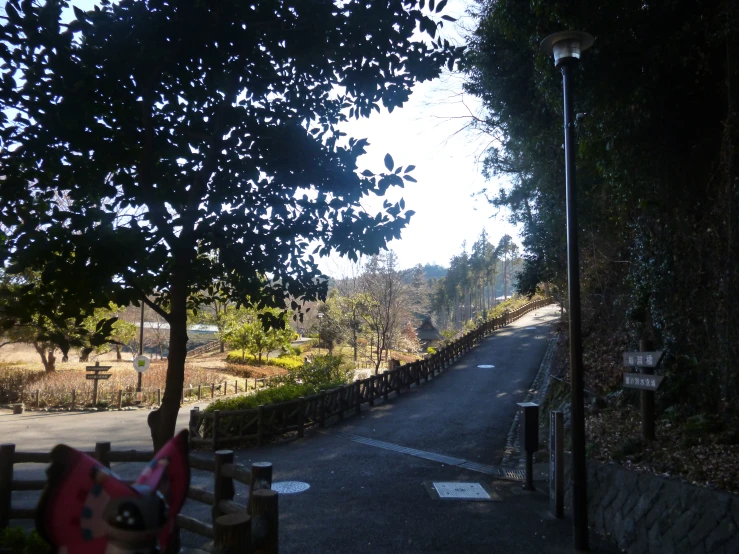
562 457 739 553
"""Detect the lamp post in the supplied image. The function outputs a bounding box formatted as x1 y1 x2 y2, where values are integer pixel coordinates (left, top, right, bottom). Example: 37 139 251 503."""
318 312 324 355
137 301 144 402
541 30 593 552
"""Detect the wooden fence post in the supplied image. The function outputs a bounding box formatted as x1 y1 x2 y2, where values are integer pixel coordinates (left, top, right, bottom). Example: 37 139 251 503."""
338 386 345 420
223 381 227 396
318 390 327 428
95 441 111 468
0 444 14 529
117 389 123 410
212 411 220 451
189 409 200 439
198 384 202 400
212 383 216 398
71 389 76 411
250 489 278 554
395 369 402 395
298 397 306 438
212 450 235 522
382 373 389 401
248 461 273 515
257 405 265 446
368 376 375 407
355 381 361 415
214 512 251 554
234 380 238 394
35 390 40 409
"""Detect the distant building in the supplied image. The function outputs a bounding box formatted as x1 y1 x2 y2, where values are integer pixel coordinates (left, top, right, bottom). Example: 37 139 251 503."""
415 316 443 350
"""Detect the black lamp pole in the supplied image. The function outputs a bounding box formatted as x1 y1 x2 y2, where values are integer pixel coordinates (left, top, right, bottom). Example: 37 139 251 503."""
137 301 144 398
541 30 593 552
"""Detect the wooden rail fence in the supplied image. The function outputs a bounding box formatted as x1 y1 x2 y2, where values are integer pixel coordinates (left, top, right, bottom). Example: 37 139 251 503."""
13 376 275 413
190 298 553 450
0 442 278 553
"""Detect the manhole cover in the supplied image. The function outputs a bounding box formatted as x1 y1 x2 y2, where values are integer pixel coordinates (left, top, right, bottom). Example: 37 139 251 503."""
432 482 490 500
477 364 495 369
271 481 310 494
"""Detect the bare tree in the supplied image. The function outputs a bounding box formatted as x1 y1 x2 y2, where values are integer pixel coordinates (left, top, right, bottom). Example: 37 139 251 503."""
362 252 410 374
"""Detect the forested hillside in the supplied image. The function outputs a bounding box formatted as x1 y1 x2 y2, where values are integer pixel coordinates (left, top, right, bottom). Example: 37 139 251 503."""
463 0 739 486
464 0 738 413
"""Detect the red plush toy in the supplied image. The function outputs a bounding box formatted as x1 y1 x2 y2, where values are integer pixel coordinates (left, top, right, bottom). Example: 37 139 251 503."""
36 430 190 554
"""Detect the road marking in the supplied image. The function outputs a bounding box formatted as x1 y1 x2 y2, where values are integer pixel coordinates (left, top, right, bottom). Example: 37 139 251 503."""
321 430 525 482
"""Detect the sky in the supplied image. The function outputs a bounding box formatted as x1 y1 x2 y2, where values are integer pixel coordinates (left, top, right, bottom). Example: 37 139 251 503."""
64 0 521 276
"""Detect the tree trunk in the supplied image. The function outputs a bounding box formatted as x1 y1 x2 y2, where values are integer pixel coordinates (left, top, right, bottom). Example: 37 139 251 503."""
150 275 187 451
115 345 122 361
220 341 225 353
33 342 56 373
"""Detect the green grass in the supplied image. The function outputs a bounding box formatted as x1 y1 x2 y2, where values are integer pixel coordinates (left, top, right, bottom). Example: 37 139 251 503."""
205 380 346 412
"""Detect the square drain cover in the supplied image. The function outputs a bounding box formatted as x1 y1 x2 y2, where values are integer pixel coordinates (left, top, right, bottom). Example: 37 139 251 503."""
433 482 490 500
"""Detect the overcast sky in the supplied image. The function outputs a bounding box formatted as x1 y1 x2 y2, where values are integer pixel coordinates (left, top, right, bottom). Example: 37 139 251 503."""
66 0 520 275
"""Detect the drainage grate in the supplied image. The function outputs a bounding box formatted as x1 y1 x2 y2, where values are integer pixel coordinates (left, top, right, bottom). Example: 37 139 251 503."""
477 364 495 369
433 482 490 500
271 481 310 494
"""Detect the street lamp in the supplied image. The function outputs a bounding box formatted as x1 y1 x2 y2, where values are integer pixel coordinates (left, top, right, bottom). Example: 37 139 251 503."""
541 30 593 552
317 313 324 354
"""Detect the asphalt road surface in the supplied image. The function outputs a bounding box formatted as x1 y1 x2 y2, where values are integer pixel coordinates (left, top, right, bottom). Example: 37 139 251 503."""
3 304 616 553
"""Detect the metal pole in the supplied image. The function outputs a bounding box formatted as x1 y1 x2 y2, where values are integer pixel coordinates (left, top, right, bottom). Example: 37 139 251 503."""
561 59 589 551
137 301 144 397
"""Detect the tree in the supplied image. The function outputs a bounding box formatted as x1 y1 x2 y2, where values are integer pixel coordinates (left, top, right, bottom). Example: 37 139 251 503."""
223 307 293 362
0 0 460 448
362 252 410 373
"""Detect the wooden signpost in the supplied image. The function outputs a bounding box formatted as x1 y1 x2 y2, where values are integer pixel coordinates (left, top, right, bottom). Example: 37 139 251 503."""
86 362 112 406
622 345 664 441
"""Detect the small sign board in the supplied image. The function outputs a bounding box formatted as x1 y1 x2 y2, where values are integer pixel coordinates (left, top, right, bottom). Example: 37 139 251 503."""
132 355 151 373
86 365 112 372
622 351 664 368
623 373 664 391
86 373 111 380
136 391 143 402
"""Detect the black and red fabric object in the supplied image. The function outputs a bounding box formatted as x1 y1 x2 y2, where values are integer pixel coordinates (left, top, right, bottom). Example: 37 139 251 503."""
36 430 190 554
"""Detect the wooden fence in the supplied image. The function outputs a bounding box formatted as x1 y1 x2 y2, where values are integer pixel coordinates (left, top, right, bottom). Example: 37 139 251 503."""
188 340 223 358
190 298 553 450
16 376 275 412
0 442 278 553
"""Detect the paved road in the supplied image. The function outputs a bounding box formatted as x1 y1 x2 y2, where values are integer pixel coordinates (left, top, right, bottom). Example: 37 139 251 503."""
4 305 615 553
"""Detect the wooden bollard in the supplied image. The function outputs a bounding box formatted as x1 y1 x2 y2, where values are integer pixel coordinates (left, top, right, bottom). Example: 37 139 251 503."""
198 384 202 400
71 389 76 411
35 390 40 409
250 489 278 554
0 444 15 529
248 461 273 515
223 381 227 396
214 512 251 554
234 380 238 394
117 389 123 410
212 450 235 521
212 383 216 398
95 441 111 468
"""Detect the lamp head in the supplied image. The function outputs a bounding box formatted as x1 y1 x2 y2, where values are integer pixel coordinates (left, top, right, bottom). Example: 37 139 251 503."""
541 31 594 67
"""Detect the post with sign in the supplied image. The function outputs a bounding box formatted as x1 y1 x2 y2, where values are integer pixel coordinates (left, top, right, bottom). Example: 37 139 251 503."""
622 344 665 441
133 355 151 403
86 362 112 406
518 402 539 491
550 411 564 518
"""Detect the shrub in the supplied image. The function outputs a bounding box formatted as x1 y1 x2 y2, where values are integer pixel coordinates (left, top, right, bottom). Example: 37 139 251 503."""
205 380 346 412
426 347 437 355
225 351 303 371
276 354 354 387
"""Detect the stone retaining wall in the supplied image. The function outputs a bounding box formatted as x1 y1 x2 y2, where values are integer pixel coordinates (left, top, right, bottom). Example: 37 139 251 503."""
563 456 739 553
